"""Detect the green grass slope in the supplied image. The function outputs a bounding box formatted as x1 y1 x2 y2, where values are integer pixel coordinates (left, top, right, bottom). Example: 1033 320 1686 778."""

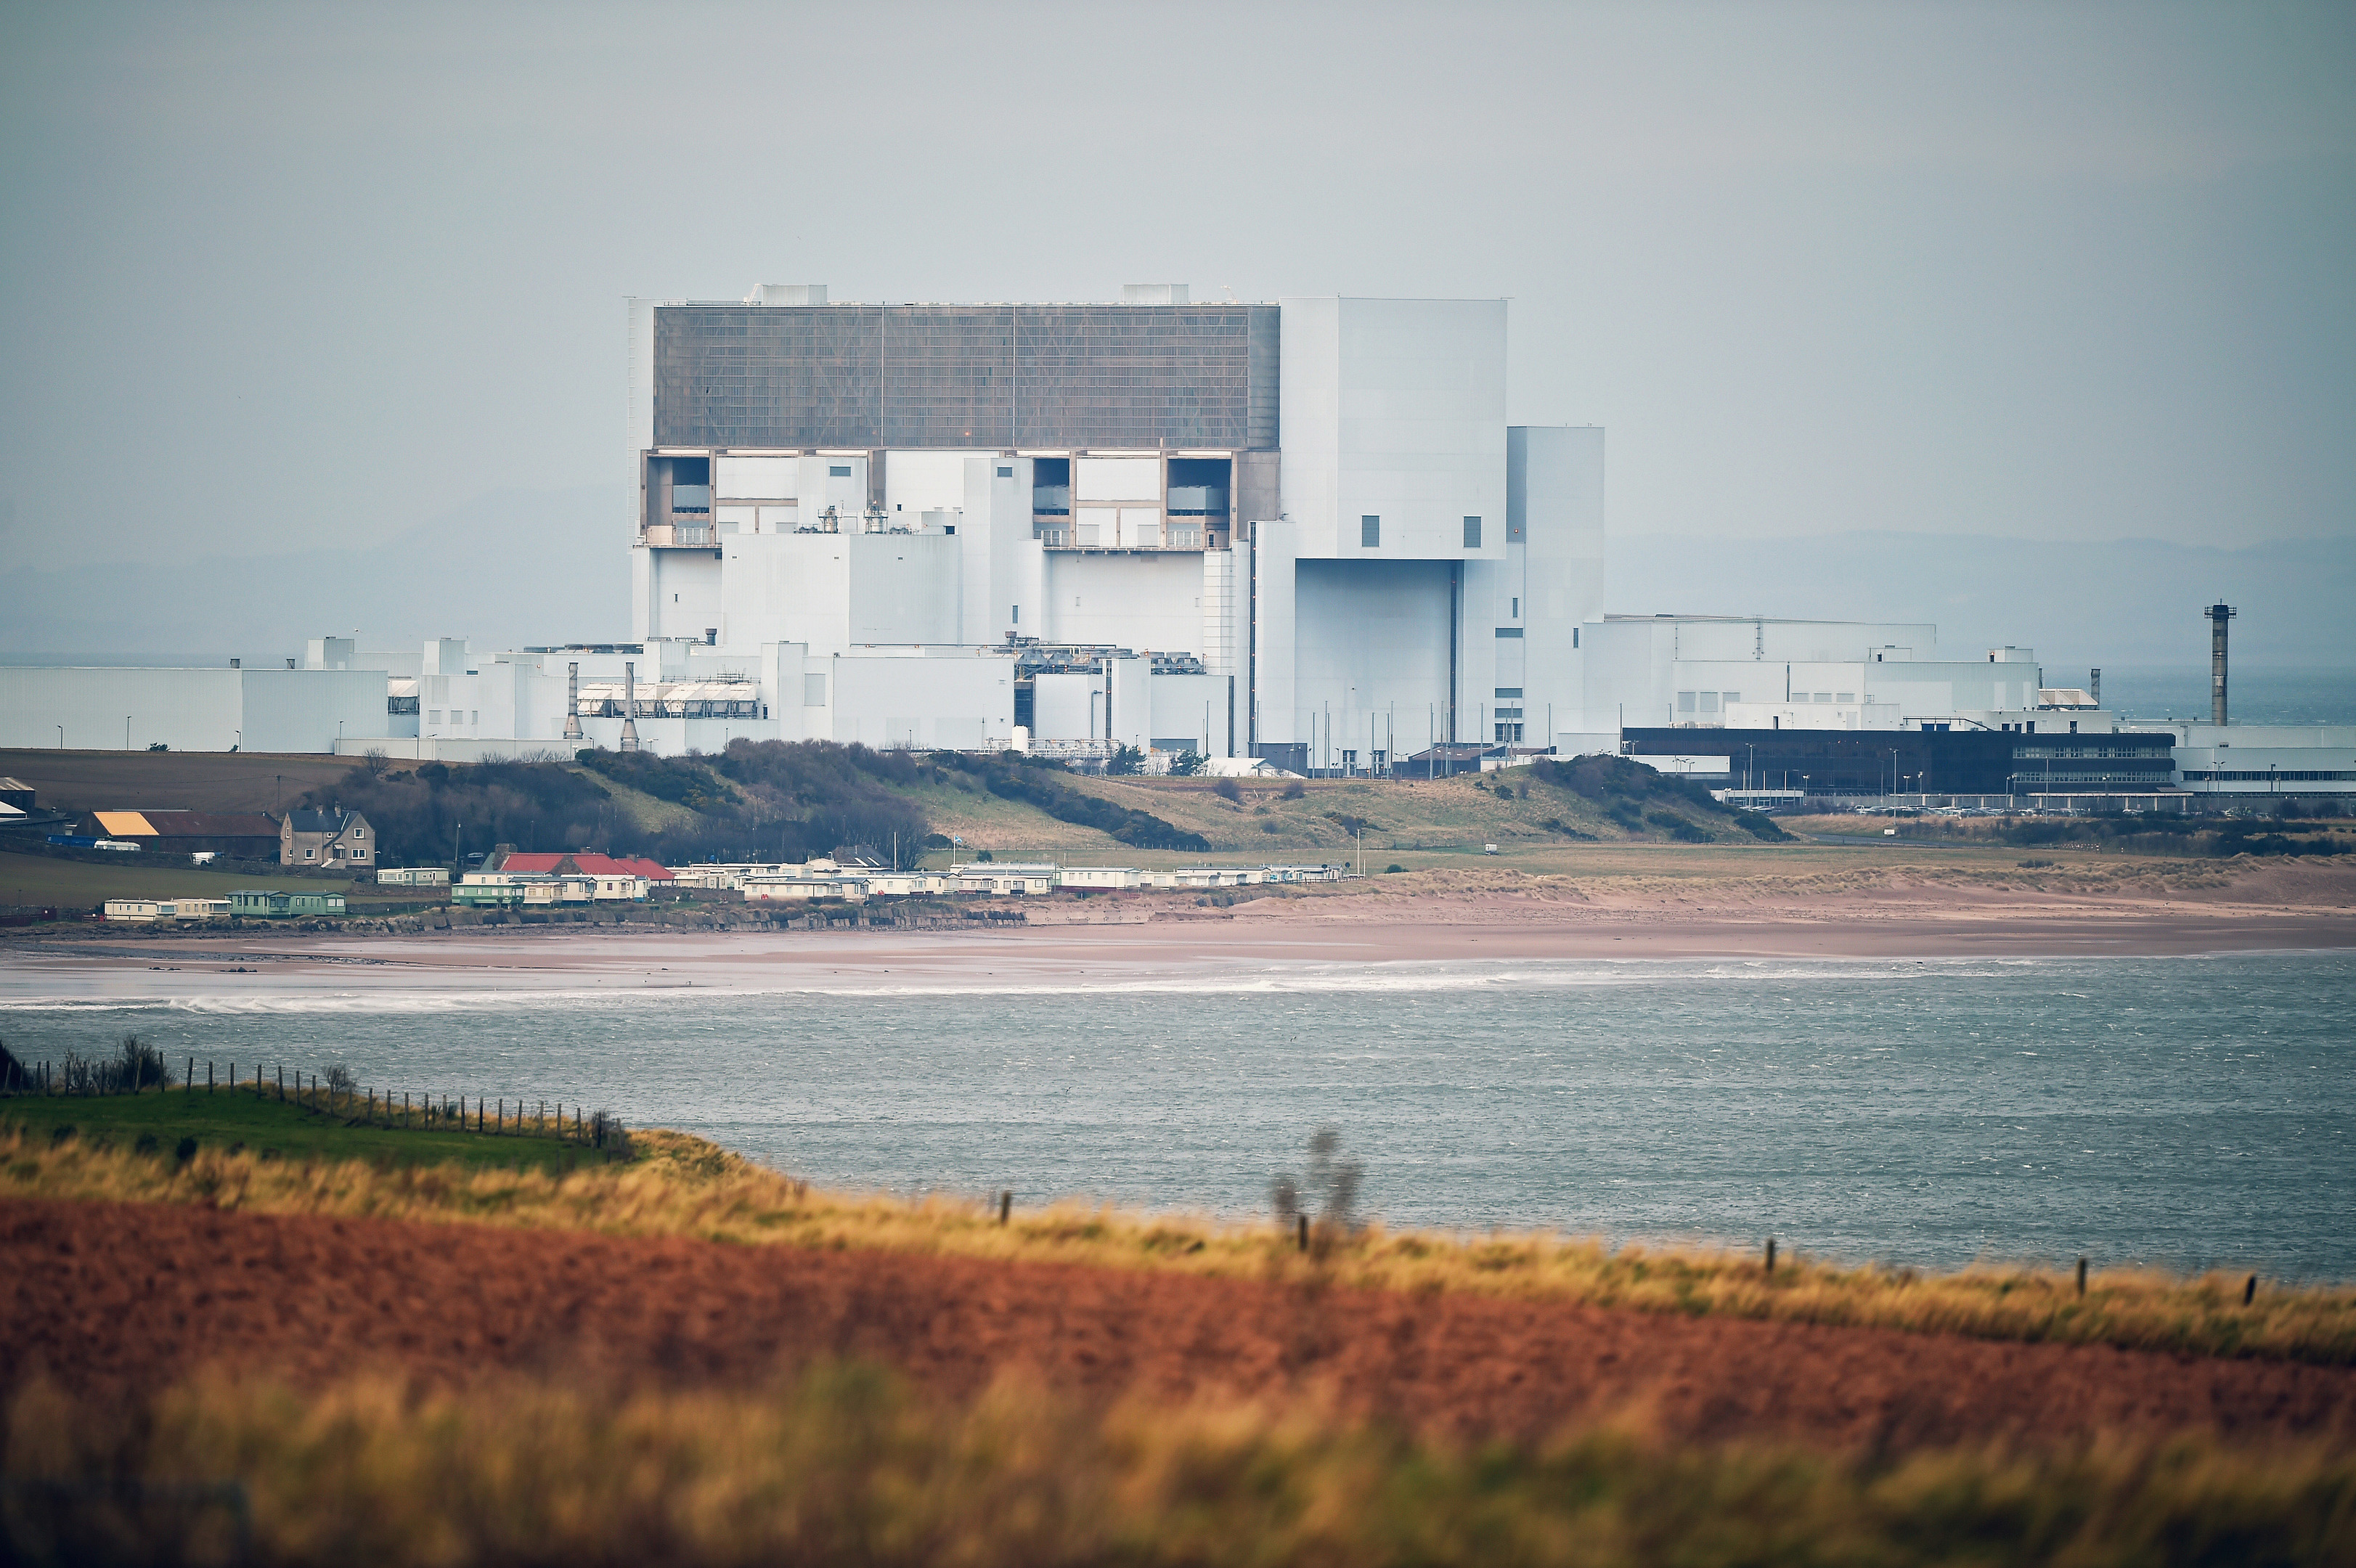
0 1085 603 1173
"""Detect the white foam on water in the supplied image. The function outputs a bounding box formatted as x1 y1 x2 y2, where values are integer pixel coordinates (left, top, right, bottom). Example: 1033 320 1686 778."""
0 955 2038 1015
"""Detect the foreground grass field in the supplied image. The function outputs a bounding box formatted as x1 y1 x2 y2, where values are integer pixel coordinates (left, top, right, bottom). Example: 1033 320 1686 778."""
4 1120 2349 1367
9 1360 2349 1568
0 1085 607 1174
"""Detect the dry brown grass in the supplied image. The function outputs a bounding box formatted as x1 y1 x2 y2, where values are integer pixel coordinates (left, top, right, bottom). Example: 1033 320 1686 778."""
10 1360 2353 1568
7 1125 2352 1366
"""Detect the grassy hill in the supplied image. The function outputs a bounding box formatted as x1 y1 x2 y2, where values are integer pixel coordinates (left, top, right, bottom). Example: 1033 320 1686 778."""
1 743 1790 903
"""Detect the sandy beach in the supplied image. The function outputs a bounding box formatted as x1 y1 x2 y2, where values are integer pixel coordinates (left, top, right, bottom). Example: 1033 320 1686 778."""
3 859 2349 1003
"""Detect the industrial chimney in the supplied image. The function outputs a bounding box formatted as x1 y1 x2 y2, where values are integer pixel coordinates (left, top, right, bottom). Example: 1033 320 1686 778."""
619 662 641 753
563 661 583 741
2206 603 2236 726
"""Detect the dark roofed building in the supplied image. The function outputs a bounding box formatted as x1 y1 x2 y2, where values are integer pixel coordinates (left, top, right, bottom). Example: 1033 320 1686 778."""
1618 727 2180 796
78 810 281 859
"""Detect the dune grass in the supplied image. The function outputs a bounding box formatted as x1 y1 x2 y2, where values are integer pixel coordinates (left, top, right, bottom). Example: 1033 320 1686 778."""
8 1361 2352 1568
6 1124 2352 1368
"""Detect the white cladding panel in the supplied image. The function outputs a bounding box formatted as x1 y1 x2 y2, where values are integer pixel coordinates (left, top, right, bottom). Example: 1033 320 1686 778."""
1032 671 1099 740
1507 425 1605 732
802 454 868 525
844 534 961 645
0 667 391 754
0 667 243 752
1149 673 1232 756
1281 297 1507 561
886 450 985 518
1040 552 1206 658
1075 457 1162 502
1292 560 1456 759
714 456 797 499
646 549 724 643
719 534 961 652
828 653 1013 750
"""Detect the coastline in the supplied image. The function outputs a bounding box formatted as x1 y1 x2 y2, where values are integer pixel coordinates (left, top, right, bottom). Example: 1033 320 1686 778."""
1 880 2349 1004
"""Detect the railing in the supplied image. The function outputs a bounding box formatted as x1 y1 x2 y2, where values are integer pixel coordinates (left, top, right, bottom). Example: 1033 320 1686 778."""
643 523 714 547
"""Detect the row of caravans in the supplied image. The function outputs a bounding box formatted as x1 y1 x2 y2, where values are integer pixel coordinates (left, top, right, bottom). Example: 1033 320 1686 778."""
102 890 349 921
450 871 652 907
672 859 1348 905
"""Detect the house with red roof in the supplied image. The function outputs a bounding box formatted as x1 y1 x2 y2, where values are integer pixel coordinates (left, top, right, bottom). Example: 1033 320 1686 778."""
490 850 674 881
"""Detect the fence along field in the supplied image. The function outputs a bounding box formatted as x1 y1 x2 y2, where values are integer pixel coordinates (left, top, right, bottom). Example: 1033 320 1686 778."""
0 1034 626 1174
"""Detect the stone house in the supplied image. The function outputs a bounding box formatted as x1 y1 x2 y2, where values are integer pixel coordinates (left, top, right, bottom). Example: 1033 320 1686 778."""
280 808 375 870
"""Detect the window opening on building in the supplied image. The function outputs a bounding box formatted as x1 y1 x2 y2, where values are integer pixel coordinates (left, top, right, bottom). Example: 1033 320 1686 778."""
1496 687 1522 698
829 465 852 478
1031 456 1071 518
1361 515 1380 547
1463 516 1482 548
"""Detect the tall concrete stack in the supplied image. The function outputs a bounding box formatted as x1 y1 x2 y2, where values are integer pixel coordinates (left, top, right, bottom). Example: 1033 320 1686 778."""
2206 603 2236 726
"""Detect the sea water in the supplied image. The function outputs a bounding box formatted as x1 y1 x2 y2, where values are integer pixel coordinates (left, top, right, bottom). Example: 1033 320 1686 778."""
3 950 2349 1278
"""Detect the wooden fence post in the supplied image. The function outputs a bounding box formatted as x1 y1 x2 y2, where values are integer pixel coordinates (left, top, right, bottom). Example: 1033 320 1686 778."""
2076 1257 2087 1297
1765 1238 1777 1276
1297 1214 1309 1253
999 1191 1011 1225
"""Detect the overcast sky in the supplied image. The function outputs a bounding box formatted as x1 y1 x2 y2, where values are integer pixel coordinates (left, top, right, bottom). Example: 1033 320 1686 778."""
4 1 2350 601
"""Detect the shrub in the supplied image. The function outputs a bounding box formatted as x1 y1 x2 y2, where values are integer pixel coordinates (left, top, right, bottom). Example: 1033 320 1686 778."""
1281 780 1306 801
1106 745 1145 776
1212 777 1242 803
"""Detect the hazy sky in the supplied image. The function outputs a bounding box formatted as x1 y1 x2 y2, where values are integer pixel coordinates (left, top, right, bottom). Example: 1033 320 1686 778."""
4 0 2351 588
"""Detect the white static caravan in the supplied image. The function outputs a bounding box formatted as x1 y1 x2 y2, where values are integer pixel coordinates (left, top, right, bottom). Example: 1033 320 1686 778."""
951 868 1055 896
742 875 868 903
1056 866 1143 890
102 898 233 922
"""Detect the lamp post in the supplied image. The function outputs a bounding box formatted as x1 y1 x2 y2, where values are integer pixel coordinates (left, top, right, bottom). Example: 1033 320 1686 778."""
56 725 63 749
125 716 131 750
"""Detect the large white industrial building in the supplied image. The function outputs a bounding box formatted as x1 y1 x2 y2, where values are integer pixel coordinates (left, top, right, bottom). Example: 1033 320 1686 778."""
615 285 1602 769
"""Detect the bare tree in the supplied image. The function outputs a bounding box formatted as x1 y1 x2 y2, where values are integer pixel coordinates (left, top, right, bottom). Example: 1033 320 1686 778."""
1271 1127 1364 1254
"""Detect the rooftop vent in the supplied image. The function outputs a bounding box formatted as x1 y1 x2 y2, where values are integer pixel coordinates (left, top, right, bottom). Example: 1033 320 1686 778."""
744 283 827 306
1122 283 1189 305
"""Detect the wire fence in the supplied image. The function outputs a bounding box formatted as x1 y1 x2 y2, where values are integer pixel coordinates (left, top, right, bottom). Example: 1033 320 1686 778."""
0 1043 626 1155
